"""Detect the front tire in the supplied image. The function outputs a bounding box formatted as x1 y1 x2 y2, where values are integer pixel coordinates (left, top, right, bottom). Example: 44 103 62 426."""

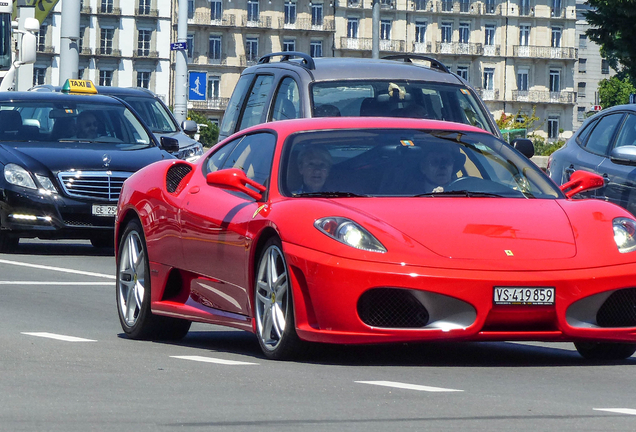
574 341 636 360
254 237 303 360
116 219 190 340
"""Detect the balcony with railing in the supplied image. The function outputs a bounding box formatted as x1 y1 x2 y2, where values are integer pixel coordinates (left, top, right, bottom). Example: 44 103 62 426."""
476 88 500 101
511 90 576 104
242 15 272 28
435 1 478 13
436 41 483 56
79 47 92 56
95 47 122 57
513 45 578 60
277 17 335 31
338 0 363 8
136 8 158 17
239 55 259 67
189 98 230 111
96 6 121 15
133 50 159 58
483 45 501 56
80 6 92 14
338 37 405 52
413 42 433 53
207 54 228 66
188 12 236 27
37 45 55 55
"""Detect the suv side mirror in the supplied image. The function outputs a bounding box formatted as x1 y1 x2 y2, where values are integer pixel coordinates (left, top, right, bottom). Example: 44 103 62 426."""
160 136 180 153
610 145 636 166
206 168 266 200
182 120 198 136
559 170 605 198
511 138 534 158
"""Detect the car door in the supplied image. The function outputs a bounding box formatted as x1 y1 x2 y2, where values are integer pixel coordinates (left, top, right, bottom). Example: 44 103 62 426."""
179 132 277 316
597 112 636 214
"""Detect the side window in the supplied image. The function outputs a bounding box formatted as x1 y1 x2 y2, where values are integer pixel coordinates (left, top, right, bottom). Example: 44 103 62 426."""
238 74 274 131
204 136 243 174
584 113 624 155
222 132 277 187
219 74 254 137
575 119 596 146
271 77 300 121
614 114 636 149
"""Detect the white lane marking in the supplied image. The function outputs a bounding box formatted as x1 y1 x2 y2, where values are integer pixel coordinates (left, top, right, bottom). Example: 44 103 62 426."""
0 258 114 279
171 355 258 365
594 408 636 416
22 332 97 342
0 281 114 285
355 380 463 392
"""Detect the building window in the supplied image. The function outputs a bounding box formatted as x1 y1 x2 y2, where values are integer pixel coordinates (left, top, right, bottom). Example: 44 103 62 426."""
283 39 295 51
459 23 469 44
483 68 494 90
211 0 222 21
550 70 560 92
347 18 358 38
415 21 426 43
551 27 562 48
139 0 151 15
579 58 586 73
310 40 323 58
456 66 468 81
441 22 452 43
519 25 529 46
33 66 46 85
100 28 114 55
312 3 323 26
208 75 220 99
577 106 586 122
78 68 85 79
187 33 194 59
601 59 610 74
188 0 194 19
578 82 586 98
517 70 528 91
459 0 469 13
247 0 259 22
485 0 496 14
552 0 562 17
245 37 258 63
79 26 86 52
485 25 495 46
548 116 560 139
137 71 151 89
209 36 222 61
579 34 587 48
380 20 391 40
520 0 530 16
441 0 452 12
99 70 113 86
414 0 426 11
37 25 47 51
137 29 151 56
284 1 296 25
101 0 113 13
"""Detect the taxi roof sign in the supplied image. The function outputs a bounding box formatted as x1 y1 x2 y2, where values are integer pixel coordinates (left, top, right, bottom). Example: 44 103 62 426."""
62 79 98 94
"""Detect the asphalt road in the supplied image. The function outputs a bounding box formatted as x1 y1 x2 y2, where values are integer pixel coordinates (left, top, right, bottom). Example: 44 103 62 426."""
1 239 636 431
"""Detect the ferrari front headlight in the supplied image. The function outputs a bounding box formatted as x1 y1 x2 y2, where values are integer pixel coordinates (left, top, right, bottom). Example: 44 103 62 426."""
4 163 36 189
613 218 636 253
315 217 386 253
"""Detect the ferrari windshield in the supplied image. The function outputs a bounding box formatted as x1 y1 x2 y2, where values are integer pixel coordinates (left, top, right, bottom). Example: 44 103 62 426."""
0 101 153 147
281 129 562 199
312 80 495 134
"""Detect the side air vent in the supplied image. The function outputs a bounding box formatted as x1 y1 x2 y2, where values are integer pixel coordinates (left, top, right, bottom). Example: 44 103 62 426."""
166 164 192 194
597 288 636 327
358 288 429 328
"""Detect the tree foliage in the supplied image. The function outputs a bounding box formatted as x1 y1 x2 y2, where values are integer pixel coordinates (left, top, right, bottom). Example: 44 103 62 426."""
585 0 636 80
598 76 636 108
187 111 219 147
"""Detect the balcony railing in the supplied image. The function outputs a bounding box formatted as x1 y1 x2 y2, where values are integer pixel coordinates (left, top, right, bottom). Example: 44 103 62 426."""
207 55 228 66
80 6 92 14
338 37 405 52
189 98 230 111
188 12 236 27
239 55 259 67
483 45 501 56
413 42 433 53
80 47 92 56
37 45 55 54
436 41 483 55
242 15 272 28
97 6 121 15
133 50 159 58
95 47 122 56
136 8 158 17
476 88 500 101
338 0 363 8
513 45 578 60
277 17 335 31
511 90 576 104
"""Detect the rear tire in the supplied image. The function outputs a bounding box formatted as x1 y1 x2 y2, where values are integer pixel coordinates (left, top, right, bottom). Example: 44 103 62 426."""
254 237 303 360
574 341 636 360
116 219 191 340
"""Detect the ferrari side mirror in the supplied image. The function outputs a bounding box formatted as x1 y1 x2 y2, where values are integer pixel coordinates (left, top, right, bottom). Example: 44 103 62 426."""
559 170 605 198
206 168 266 200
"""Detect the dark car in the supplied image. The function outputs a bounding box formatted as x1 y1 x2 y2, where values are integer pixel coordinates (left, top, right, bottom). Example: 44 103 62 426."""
30 85 204 162
218 52 501 142
0 91 178 251
548 104 636 215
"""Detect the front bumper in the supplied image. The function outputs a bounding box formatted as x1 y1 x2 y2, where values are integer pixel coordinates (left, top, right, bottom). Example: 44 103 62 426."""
284 242 636 345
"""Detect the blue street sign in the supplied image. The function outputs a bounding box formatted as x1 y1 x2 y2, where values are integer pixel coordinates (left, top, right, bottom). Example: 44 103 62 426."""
188 72 207 101
171 42 188 51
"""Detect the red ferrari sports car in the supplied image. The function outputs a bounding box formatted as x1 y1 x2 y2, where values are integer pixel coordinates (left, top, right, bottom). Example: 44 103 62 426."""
115 117 636 360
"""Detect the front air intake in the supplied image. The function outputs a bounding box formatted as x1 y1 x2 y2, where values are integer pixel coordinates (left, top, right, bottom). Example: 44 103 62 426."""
357 288 429 328
597 288 636 327
166 164 192 194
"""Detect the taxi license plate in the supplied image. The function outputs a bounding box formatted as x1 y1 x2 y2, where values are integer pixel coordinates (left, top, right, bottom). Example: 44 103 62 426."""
92 204 117 217
493 287 555 305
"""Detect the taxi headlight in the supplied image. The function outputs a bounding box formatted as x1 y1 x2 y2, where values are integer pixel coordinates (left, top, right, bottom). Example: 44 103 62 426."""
613 217 636 253
35 174 58 194
4 164 36 189
315 217 386 253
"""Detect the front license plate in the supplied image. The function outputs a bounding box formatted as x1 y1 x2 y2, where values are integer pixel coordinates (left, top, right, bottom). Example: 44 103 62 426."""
493 287 555 305
92 204 117 217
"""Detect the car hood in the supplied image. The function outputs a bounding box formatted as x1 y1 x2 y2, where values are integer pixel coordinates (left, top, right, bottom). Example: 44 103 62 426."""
336 198 576 260
0 142 172 173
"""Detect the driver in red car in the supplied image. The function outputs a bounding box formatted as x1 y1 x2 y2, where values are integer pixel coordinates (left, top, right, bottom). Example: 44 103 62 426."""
295 145 333 193
418 143 466 193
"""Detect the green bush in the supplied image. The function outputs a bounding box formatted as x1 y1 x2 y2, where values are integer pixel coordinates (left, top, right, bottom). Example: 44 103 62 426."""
187 110 219 147
532 136 565 156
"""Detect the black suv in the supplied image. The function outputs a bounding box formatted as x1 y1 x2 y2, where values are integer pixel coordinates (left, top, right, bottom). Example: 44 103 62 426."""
219 52 501 142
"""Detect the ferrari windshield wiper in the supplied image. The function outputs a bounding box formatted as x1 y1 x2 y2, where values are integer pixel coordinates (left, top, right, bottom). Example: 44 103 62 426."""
415 190 504 198
293 191 369 198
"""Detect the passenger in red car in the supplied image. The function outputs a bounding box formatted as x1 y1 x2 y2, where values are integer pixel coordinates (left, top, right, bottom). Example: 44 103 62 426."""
296 145 333 193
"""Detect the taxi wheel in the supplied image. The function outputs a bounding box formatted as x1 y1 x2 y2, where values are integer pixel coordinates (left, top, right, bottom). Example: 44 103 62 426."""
574 341 636 360
254 237 303 360
116 219 191 340
0 232 18 253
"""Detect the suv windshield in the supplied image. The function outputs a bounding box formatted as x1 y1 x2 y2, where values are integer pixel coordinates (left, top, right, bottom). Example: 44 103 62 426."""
281 129 561 199
115 96 178 134
312 80 494 134
0 101 153 147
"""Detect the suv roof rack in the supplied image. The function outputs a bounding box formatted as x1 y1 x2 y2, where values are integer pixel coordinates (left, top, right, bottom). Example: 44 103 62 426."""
258 51 316 70
382 54 450 74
